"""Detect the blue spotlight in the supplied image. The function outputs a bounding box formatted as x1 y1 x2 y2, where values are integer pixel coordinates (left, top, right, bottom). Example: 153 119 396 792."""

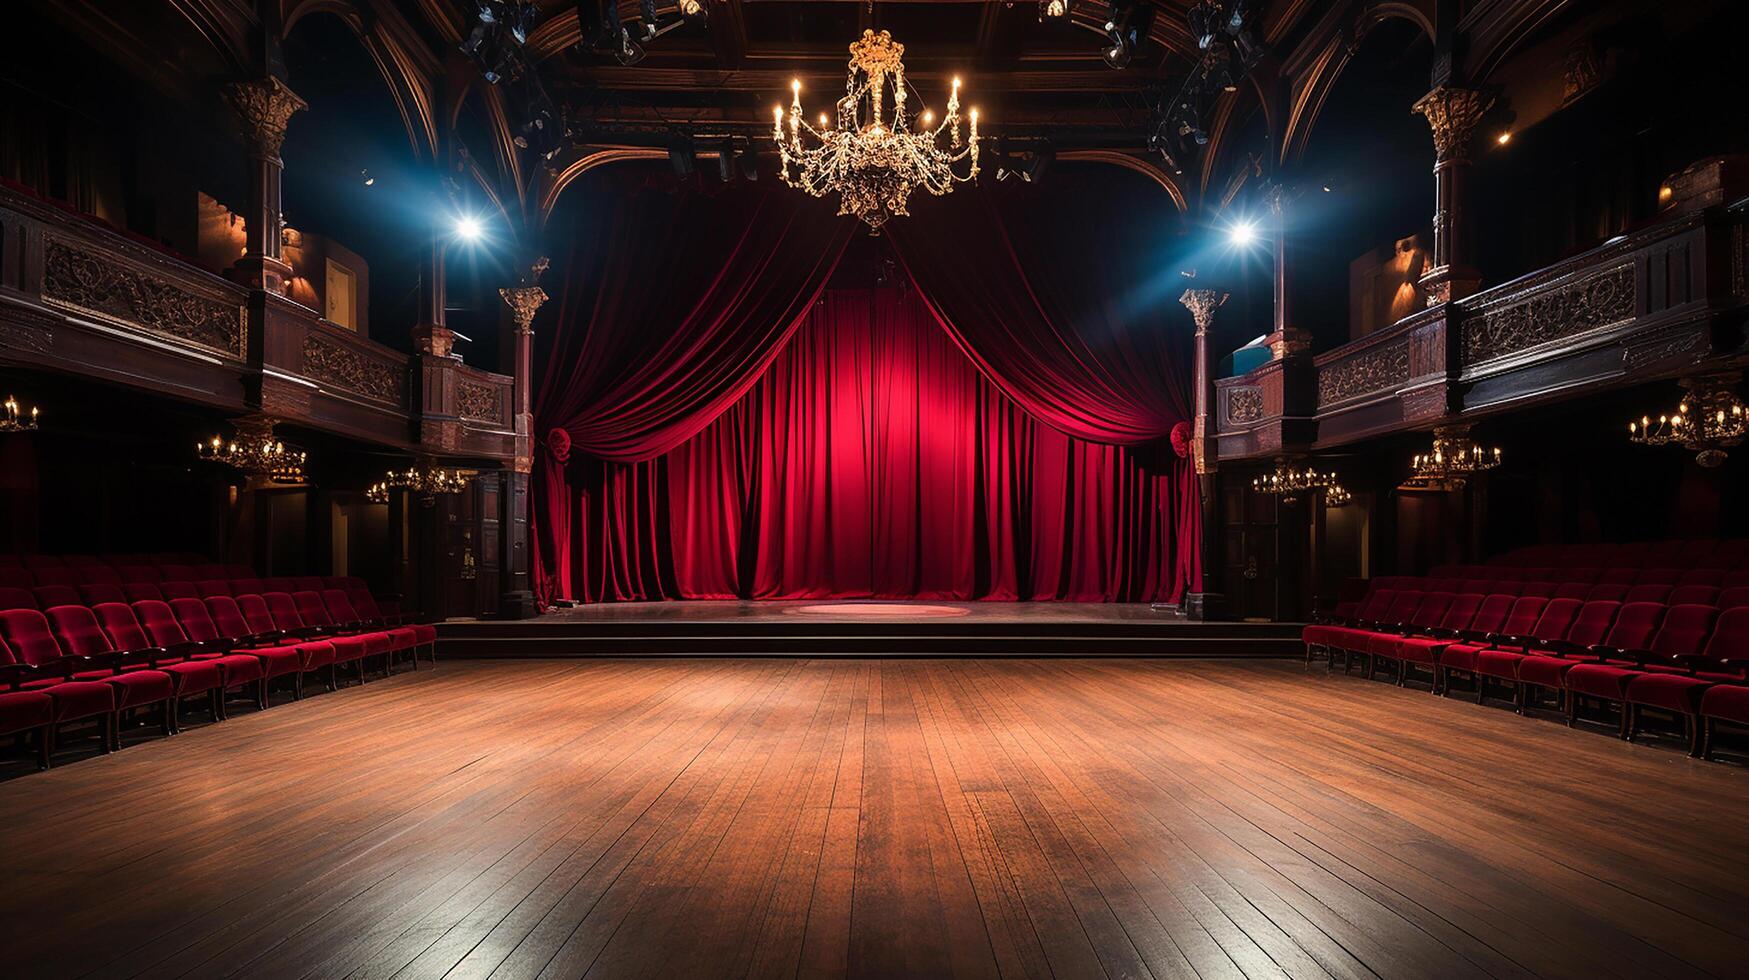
1227 220 1258 248
454 215 485 242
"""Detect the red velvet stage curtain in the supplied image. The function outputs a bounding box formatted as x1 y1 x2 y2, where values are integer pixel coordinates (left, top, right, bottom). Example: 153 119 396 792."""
534 165 1200 605
556 289 1194 603
531 172 855 604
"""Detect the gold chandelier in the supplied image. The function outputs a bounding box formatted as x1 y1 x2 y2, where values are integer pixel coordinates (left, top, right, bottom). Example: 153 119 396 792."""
197 416 306 484
1628 373 1746 468
1407 424 1500 490
1252 458 1338 504
366 460 474 503
2 394 39 433
774 29 980 232
1324 484 1353 507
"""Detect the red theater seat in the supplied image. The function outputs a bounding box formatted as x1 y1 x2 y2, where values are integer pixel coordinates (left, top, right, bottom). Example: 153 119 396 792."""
291 591 390 678
114 566 159 583
236 594 337 684
121 601 227 716
0 641 54 768
195 579 234 598
348 588 437 656
78 584 127 605
0 609 120 759
1437 595 1546 699
44 605 176 739
0 568 32 590
1565 604 1716 737
0 588 35 611
166 598 268 712
1392 593 1489 688
1513 601 1631 709
202 596 307 696
157 581 198 600
31 585 80 609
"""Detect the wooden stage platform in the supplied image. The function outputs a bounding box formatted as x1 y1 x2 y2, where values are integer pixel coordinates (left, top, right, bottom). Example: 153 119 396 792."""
4 658 1747 978
439 601 1305 658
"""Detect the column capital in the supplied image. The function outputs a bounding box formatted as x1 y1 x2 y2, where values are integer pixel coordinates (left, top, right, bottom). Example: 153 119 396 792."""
1179 288 1228 336
224 76 307 159
500 256 551 336
1411 86 1495 163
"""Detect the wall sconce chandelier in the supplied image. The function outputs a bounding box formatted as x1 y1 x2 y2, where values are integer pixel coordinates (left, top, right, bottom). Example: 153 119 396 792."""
775 30 980 232
1628 373 1746 468
366 461 474 503
2 394 40 432
197 416 306 484
1252 458 1337 505
1324 484 1353 507
1407 424 1500 490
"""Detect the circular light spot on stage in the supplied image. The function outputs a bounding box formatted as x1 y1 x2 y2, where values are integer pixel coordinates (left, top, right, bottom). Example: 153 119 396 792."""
788 603 971 618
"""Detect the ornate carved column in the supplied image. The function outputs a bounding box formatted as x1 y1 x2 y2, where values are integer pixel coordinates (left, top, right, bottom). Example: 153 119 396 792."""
224 77 306 295
1180 285 1228 621
494 259 549 620
499 254 550 472
1412 85 1494 306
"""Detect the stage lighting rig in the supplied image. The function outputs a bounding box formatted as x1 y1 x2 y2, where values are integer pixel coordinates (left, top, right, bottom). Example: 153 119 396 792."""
1099 1 1152 70
1143 1 1265 171
461 1 538 84
576 0 703 66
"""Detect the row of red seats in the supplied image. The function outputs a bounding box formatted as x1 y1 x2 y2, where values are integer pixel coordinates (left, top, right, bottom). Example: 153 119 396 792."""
0 589 436 768
0 575 374 611
1366 578 1749 608
1406 566 1749 588
1306 586 1749 758
1463 539 1749 569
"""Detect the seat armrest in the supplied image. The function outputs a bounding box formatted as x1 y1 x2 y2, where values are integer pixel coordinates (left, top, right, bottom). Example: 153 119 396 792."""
115 647 171 668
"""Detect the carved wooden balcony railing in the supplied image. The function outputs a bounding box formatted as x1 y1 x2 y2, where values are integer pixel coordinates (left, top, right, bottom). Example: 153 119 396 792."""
1213 199 1749 462
0 183 518 463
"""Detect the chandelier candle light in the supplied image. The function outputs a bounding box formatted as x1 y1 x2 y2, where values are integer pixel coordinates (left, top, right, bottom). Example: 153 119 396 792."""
1407 424 1501 489
367 461 474 503
197 416 306 484
1628 373 1747 468
1252 459 1338 505
775 29 980 232
1 394 39 432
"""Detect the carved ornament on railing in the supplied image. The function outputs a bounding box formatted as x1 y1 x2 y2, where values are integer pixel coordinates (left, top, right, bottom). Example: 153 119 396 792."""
41 238 245 357
1460 263 1635 365
1226 387 1265 424
301 334 403 406
1318 339 1408 408
458 379 504 424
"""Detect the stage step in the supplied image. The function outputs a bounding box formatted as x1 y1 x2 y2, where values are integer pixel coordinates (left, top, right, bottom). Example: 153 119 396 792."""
436 618 1304 658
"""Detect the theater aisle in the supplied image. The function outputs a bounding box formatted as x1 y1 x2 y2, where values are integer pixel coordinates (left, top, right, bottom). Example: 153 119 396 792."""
2 659 1747 979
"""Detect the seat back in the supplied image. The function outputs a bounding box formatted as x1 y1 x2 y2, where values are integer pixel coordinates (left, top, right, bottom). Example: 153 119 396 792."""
122 582 165 602
1602 602 1668 651
157 581 199 600
1463 594 1518 635
293 591 336 627
93 603 153 652
168 598 223 642
1529 598 1584 642
157 564 198 582
45 605 115 657
1376 591 1425 626
195 579 234 598
0 587 35 611
1700 607 1749 671
79 583 128 605
1518 581 1557 599
76 565 122 585
30 567 81 587
292 576 326 592
0 567 31 590
1720 587 1749 610
1499 596 1548 637
31 585 80 609
204 596 251 639
1553 581 1591 601
319 589 364 624
1436 594 1484 632
0 609 66 665
230 578 265 597
131 600 189 647
263 577 297 594
263 592 306 632
236 594 278 634
1566 601 1623 647
1586 584 1629 602
1597 568 1639 587
1669 585 1720 606
1650 604 1719 657
347 589 383 619
1354 588 1398 621
114 565 159 583
1624 584 1672 604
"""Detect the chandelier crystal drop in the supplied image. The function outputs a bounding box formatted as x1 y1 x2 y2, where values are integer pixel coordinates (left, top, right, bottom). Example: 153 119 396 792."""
1407 424 1500 490
1252 458 1338 505
1 394 40 433
1628 373 1747 468
774 30 981 232
197 416 306 484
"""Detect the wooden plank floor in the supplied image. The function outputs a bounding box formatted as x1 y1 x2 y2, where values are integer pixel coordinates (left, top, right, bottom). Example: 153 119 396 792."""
2 659 1748 979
